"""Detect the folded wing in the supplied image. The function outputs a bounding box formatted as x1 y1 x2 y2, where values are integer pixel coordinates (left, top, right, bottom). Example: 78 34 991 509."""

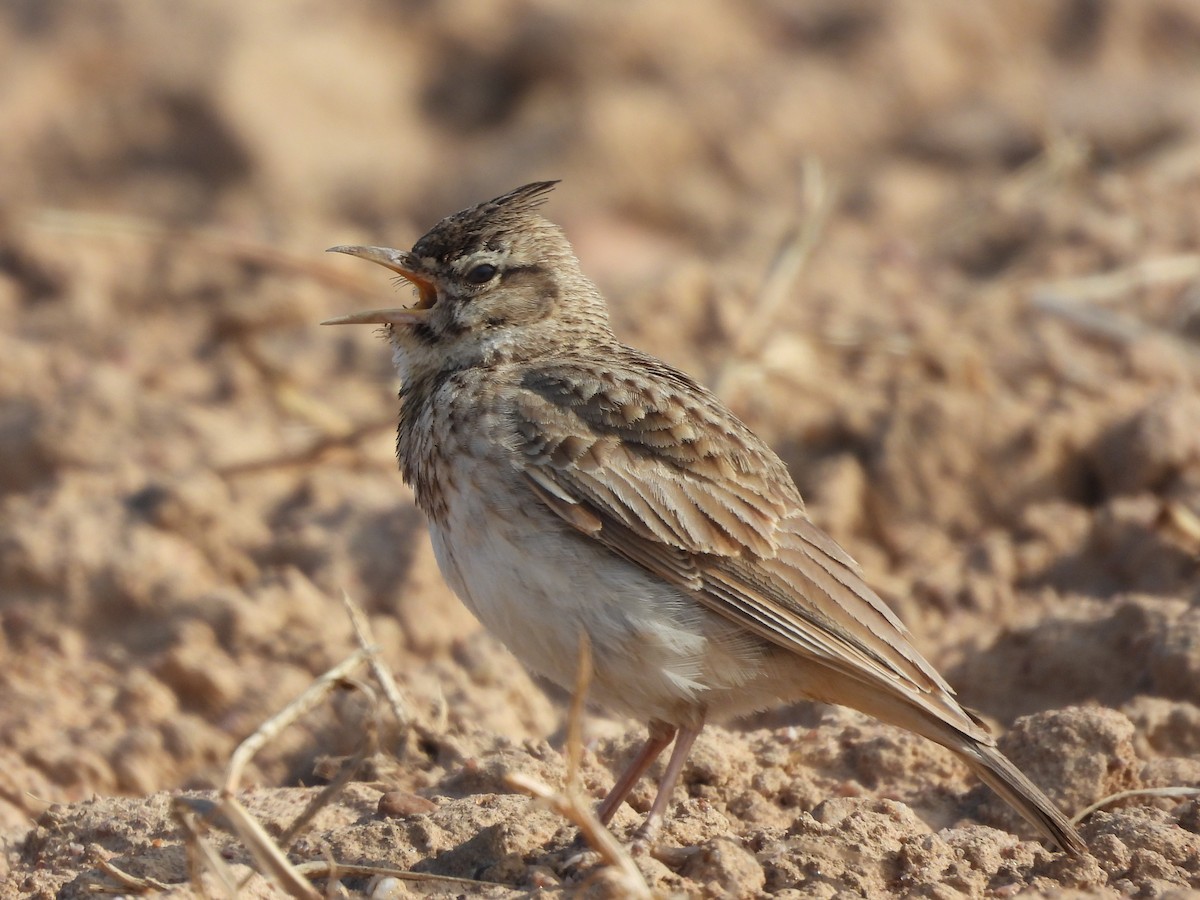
514 353 985 739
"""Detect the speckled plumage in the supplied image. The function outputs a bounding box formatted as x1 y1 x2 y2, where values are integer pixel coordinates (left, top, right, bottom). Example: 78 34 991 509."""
324 182 1086 855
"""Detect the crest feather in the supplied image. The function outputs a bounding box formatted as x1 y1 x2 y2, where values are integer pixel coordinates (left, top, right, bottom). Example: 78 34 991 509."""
413 180 561 261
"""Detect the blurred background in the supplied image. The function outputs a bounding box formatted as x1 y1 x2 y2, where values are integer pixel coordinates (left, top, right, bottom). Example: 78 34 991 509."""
3 0 1200 858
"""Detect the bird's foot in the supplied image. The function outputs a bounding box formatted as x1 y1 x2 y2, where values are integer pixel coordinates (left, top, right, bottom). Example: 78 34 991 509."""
560 845 604 879
629 812 662 855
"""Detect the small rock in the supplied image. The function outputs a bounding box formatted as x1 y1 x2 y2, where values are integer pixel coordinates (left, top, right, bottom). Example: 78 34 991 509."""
678 835 765 899
1091 393 1200 496
378 791 437 818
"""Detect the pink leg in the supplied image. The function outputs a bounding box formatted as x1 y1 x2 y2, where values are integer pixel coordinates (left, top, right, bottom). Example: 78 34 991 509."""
596 719 676 825
631 720 702 847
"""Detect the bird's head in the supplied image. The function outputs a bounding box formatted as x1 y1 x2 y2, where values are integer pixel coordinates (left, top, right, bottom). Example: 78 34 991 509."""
324 181 611 378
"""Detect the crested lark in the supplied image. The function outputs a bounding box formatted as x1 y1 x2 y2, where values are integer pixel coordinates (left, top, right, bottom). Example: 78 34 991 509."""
324 182 1086 855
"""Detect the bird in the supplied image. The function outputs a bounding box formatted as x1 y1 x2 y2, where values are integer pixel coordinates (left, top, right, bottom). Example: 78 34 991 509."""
322 181 1086 855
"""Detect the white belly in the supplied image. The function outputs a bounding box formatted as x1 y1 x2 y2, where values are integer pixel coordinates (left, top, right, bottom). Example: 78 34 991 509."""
426 467 786 726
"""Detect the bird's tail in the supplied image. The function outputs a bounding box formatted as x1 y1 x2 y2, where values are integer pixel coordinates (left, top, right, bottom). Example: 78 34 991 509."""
813 672 1088 855
959 740 1087 856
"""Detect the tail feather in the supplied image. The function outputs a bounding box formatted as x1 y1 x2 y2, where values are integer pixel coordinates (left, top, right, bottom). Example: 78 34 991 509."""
961 742 1087 856
804 671 1088 856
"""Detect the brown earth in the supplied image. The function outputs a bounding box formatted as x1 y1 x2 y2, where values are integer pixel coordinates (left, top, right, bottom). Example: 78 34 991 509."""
3 2 1200 897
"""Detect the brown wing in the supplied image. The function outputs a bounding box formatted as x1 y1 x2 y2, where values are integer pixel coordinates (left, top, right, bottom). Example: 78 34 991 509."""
514 350 982 736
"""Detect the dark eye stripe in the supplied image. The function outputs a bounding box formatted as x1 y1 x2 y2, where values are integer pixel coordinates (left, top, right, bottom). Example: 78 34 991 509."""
503 263 545 277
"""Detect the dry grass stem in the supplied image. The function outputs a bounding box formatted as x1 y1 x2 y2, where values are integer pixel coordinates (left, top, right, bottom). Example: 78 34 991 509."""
715 158 834 394
429 682 450 733
506 772 652 898
216 418 394 478
220 327 356 433
565 631 593 794
1031 295 1162 346
173 798 244 898
215 323 393 478
91 849 173 893
1001 130 1090 201
1030 254 1200 355
338 589 465 763
1072 786 1200 824
278 676 378 849
505 633 652 898
223 649 371 794
1030 254 1200 306
291 861 500 889
169 650 376 897
29 207 404 479
215 796 322 899
341 589 412 727
167 597 475 896
1164 500 1200 546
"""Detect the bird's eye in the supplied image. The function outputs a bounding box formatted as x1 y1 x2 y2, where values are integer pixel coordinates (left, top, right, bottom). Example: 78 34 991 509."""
465 263 499 285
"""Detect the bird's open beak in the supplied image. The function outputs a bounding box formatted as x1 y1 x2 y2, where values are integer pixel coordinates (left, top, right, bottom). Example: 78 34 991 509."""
321 246 437 326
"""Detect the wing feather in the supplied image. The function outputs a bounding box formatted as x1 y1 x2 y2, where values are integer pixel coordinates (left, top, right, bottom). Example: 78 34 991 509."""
513 352 979 735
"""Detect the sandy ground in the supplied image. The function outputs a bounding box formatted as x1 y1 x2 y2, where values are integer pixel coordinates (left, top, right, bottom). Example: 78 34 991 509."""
3 2 1200 897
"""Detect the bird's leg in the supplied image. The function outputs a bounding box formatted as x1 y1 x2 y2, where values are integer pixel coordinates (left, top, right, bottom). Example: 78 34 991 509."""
596 719 676 825
630 720 702 849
